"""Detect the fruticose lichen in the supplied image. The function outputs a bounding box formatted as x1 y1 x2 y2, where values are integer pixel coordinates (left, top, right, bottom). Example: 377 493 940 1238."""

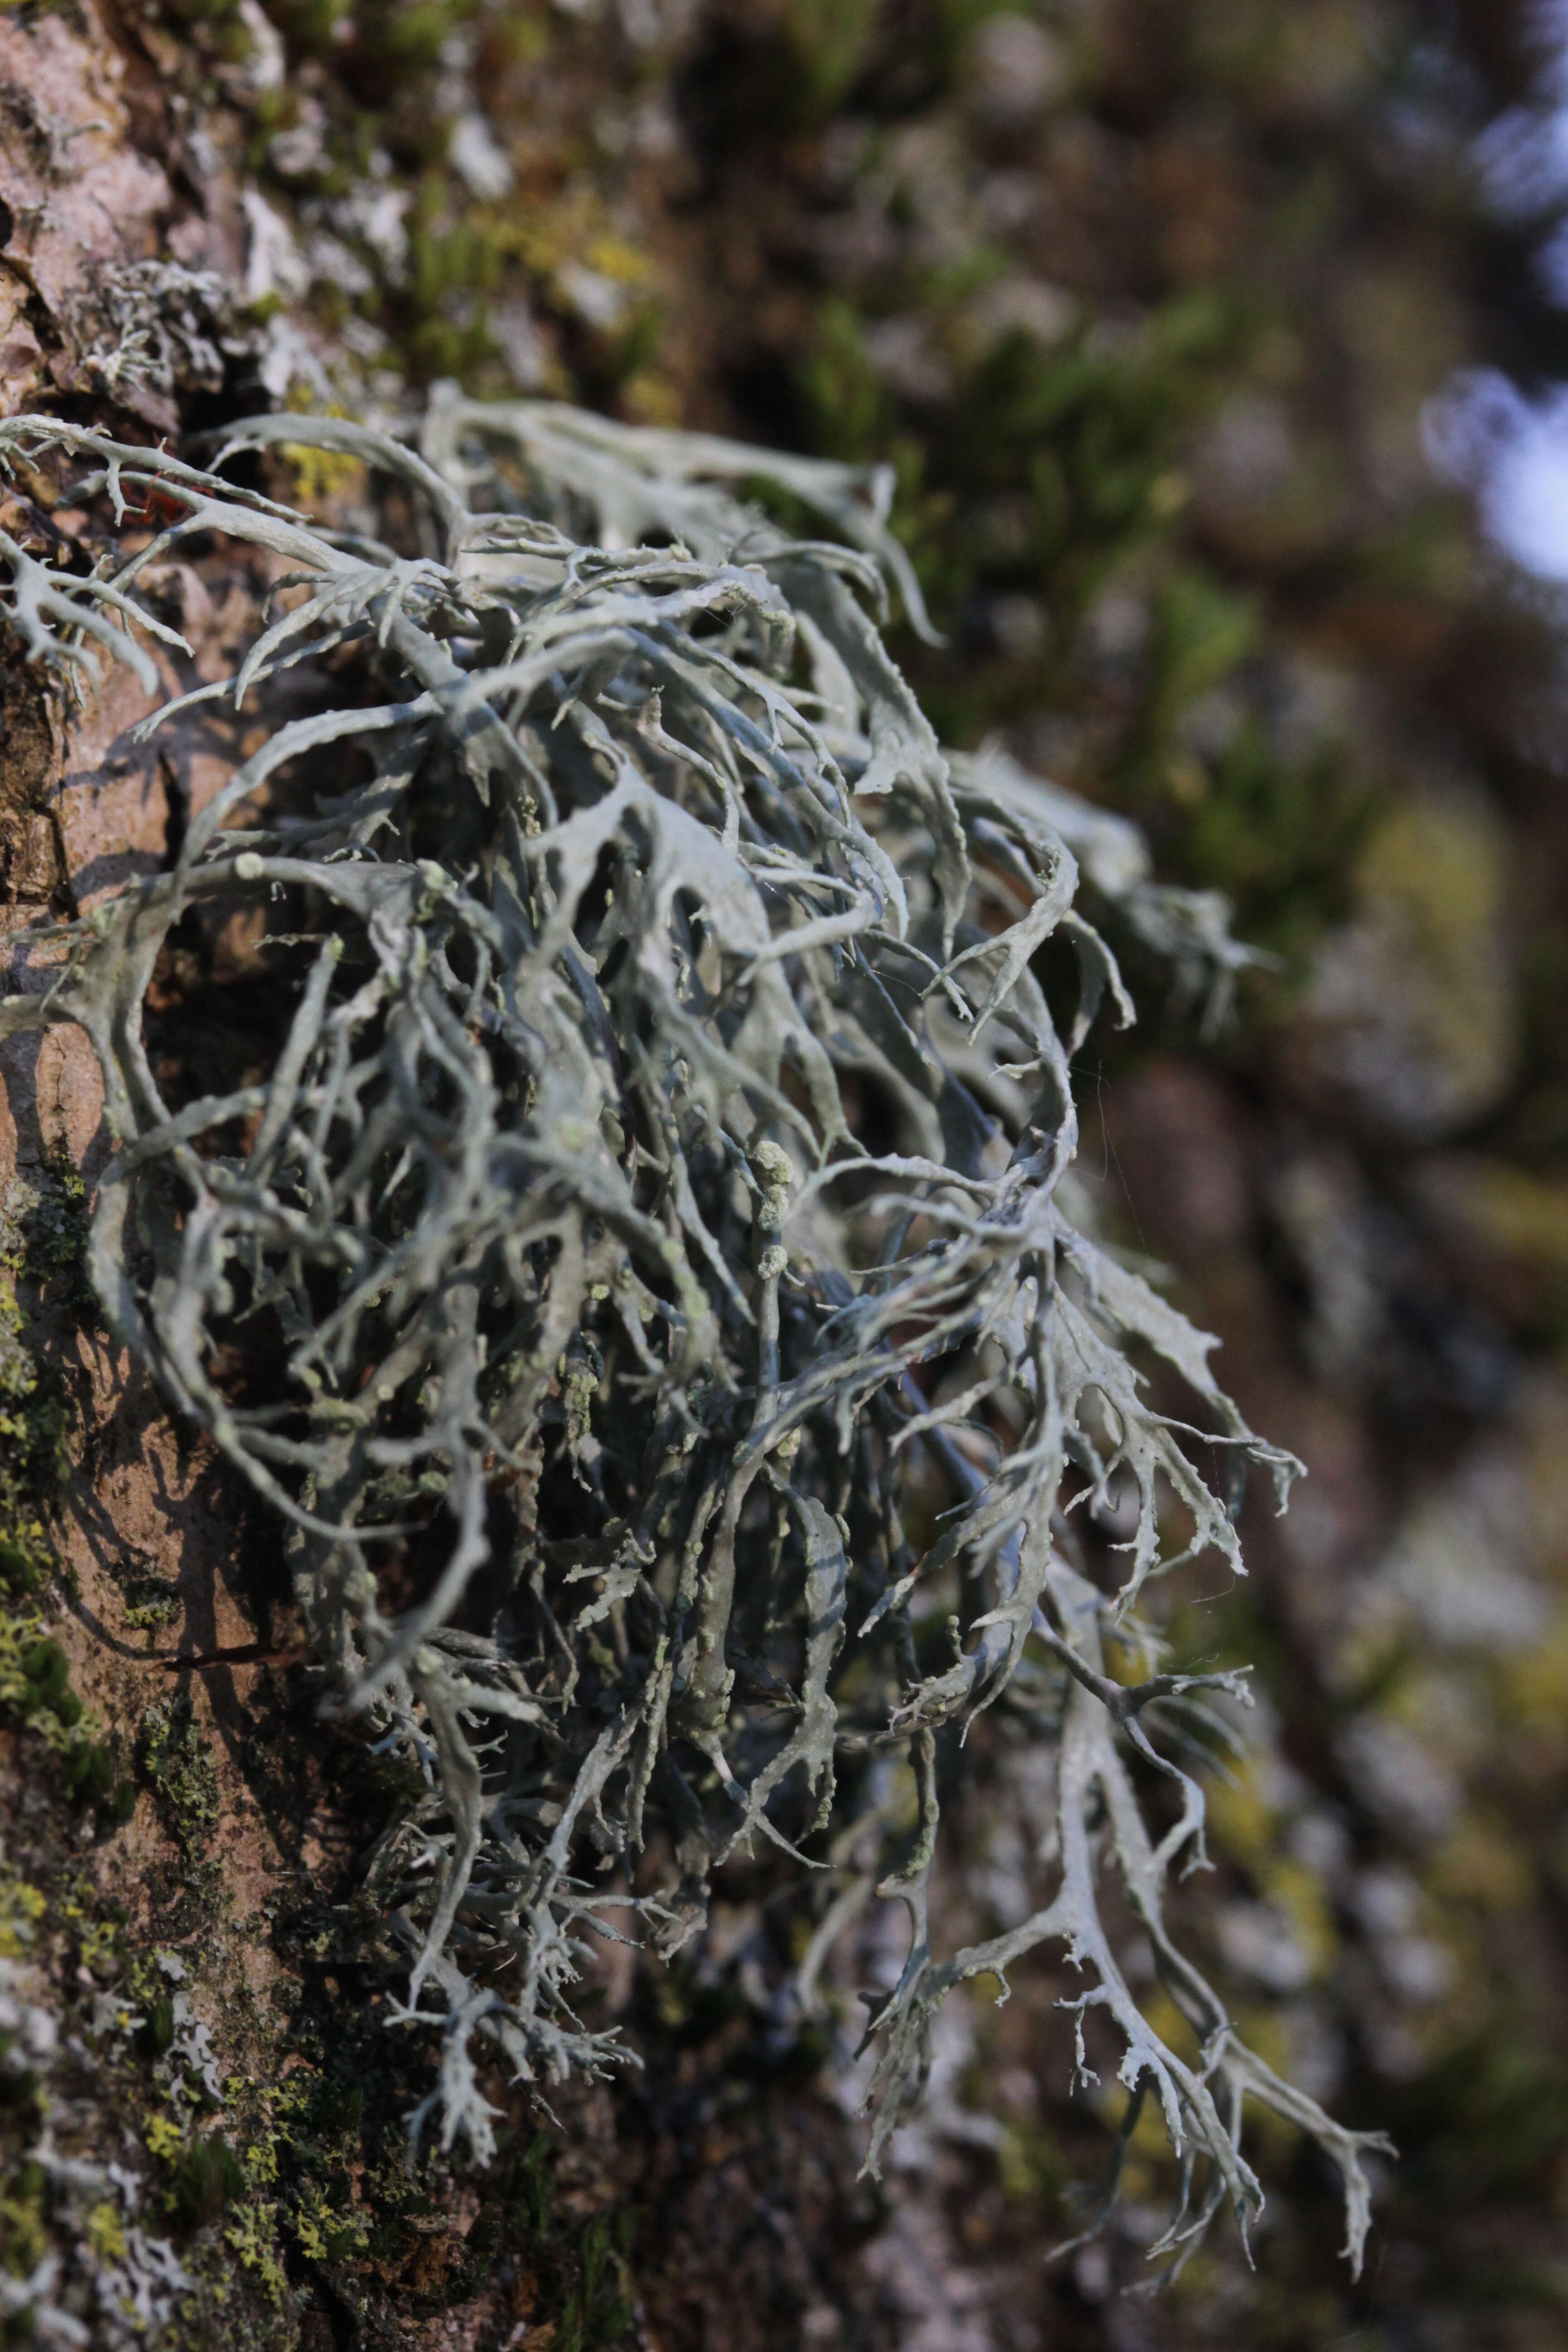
0 394 1389 2282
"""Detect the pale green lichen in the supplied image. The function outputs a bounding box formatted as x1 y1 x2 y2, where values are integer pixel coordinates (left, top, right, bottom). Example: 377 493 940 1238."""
0 395 1387 2282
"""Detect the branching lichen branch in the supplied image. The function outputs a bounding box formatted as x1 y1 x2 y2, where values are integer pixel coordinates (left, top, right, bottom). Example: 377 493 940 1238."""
0 400 1387 2274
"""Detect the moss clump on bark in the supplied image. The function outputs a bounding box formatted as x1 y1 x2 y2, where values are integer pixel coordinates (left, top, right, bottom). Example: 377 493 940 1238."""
0 1166 122 1813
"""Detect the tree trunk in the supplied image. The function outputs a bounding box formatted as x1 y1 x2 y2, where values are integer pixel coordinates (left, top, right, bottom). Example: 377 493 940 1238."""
5 6 1568 2351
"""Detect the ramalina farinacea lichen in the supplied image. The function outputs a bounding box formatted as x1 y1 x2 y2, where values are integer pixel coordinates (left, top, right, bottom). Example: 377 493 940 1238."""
0 393 1389 2282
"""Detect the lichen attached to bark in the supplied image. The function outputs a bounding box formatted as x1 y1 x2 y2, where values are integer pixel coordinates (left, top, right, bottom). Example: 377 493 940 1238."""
0 395 1388 2284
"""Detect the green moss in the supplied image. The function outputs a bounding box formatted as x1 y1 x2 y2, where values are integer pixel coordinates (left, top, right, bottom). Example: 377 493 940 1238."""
11 1150 91 1307
172 2132 246 2229
0 1151 94 1645
794 280 1392 978
996 2119 1069 2208
348 0 478 83
264 0 355 58
1382 2031 1568 2210
139 1696 220 1854
0 1611 118 1811
0 2164 49 2281
795 288 1245 685
100 1538 184 1642
0 1283 65 1602
779 0 882 117
796 297 898 465
1166 722 1376 961
554 2211 637 2352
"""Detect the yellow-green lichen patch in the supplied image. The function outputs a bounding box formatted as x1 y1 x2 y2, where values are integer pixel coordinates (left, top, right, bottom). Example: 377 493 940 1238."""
138 1696 221 1855
0 1876 46 1961
224 2199 289 2304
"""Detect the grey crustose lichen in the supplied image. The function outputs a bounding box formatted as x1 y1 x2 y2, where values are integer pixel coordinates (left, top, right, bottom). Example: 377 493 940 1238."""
0 392 1389 2280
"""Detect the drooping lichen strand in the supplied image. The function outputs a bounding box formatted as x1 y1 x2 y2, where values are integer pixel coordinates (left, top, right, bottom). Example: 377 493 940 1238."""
0 397 1387 2279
